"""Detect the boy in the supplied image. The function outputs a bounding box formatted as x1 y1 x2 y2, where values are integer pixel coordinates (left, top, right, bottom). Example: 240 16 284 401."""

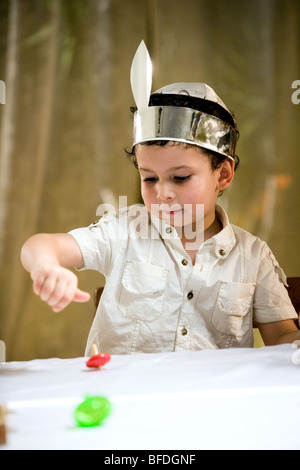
21 42 299 355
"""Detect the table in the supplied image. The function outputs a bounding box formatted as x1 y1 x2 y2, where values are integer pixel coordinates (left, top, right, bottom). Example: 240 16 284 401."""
0 344 300 450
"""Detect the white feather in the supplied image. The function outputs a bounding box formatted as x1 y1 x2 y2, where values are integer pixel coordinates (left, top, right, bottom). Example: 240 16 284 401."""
130 40 152 110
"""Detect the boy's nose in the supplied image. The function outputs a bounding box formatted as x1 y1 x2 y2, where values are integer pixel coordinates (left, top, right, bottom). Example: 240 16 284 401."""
156 183 175 202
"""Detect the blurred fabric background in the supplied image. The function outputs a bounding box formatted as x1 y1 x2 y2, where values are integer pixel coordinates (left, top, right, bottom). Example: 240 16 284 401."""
0 0 299 361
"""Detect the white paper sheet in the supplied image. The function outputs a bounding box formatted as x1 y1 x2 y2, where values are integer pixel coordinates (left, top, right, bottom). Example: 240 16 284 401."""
1 344 300 450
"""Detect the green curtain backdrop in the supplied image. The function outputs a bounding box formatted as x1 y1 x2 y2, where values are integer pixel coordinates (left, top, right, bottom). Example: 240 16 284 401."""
0 0 299 360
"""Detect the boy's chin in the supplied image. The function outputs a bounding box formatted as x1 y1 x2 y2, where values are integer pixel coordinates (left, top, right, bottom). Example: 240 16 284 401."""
156 212 185 227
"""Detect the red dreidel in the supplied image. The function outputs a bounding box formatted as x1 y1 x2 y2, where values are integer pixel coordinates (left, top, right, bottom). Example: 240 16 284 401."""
86 344 111 370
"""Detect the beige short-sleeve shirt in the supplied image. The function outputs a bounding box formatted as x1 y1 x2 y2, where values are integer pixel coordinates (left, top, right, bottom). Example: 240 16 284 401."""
69 205 297 355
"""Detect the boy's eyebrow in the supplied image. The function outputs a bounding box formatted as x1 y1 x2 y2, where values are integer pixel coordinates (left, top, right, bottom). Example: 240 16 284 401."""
138 165 193 172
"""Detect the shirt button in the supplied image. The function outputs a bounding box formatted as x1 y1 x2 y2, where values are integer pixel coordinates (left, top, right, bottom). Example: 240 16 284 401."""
181 259 188 266
187 291 193 300
181 327 188 336
219 249 226 256
166 227 173 234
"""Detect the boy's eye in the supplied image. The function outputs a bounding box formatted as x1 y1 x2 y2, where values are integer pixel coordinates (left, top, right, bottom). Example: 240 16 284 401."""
142 175 191 184
143 177 157 183
174 175 191 183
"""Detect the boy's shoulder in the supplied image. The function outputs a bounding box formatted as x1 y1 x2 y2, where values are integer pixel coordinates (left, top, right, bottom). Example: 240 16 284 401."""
230 222 272 259
217 205 268 254
230 222 260 241
230 223 287 284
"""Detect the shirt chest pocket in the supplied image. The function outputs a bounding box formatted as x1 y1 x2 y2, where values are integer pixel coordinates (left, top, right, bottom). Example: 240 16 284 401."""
211 282 256 337
118 261 169 321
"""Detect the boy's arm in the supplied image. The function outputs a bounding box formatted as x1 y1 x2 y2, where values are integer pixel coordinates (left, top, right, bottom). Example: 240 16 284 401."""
258 319 300 346
21 233 90 312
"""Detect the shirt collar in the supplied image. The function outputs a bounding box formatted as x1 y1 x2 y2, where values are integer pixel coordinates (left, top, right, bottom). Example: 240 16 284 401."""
211 205 236 259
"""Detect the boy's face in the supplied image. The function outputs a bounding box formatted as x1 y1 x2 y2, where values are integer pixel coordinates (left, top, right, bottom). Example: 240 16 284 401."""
136 143 233 233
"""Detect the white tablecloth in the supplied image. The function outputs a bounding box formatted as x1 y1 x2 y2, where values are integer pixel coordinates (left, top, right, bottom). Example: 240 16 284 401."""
0 344 300 450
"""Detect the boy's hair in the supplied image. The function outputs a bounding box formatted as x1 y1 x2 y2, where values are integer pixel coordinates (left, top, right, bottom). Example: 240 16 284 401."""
126 92 240 173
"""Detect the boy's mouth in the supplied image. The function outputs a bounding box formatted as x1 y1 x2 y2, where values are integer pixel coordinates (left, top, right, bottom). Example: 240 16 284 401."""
157 205 186 226
156 203 182 215
158 206 183 219
162 209 182 216
149 204 201 227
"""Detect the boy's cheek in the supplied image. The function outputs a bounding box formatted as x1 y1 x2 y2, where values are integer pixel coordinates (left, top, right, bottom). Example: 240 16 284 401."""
141 187 154 204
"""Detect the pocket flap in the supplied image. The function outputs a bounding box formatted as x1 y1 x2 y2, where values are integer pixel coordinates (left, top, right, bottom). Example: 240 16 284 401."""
217 282 256 316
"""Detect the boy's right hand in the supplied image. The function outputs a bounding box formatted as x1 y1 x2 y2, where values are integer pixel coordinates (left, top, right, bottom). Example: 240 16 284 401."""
30 263 90 312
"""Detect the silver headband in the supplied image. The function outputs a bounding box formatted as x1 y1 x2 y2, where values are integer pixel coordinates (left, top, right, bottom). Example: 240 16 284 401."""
133 106 238 160
130 41 238 161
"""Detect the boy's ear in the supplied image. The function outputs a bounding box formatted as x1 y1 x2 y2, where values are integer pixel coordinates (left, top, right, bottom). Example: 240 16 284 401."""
217 159 235 191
